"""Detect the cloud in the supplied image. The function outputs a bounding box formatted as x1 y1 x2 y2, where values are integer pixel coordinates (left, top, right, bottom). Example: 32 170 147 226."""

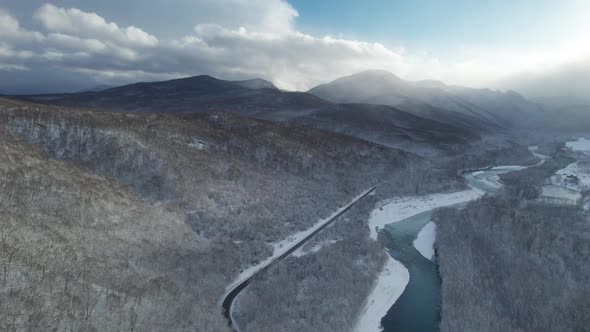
498 58 590 98
0 9 43 42
34 4 158 47
0 63 29 71
0 2 411 91
185 0 299 35
0 1 588 97
166 25 408 90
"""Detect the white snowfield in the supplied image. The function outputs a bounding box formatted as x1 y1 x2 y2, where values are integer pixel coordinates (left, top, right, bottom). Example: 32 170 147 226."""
368 189 484 241
220 187 375 307
566 137 590 153
414 221 436 260
529 146 551 160
550 138 590 191
354 258 409 332
553 163 590 190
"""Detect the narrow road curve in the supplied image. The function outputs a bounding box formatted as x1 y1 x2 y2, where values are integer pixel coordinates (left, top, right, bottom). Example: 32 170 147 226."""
222 186 377 331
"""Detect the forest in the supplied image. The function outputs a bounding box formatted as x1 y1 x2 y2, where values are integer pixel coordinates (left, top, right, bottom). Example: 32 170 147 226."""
232 196 386 332
0 99 463 331
435 162 590 331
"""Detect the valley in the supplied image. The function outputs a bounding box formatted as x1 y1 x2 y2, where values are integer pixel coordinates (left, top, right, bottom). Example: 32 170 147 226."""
1 69 589 332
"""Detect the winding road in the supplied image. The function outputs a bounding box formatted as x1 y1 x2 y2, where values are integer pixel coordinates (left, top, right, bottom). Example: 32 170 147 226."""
221 186 377 331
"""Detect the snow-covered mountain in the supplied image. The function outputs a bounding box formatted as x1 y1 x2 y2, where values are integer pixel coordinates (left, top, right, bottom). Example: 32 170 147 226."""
309 70 544 128
13 74 482 153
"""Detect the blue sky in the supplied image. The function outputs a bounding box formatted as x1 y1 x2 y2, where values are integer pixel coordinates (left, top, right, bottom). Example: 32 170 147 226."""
0 0 589 95
7 0 585 58
291 0 588 58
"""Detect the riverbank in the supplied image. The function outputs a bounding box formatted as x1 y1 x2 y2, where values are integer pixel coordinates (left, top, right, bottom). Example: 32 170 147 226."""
354 257 409 332
367 189 484 241
357 188 484 331
357 155 549 331
414 222 436 260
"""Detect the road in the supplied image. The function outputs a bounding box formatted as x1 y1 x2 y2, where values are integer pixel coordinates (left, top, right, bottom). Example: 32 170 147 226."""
222 186 377 331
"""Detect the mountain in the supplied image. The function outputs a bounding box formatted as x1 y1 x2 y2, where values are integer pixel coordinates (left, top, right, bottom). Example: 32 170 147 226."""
256 102 478 156
233 78 278 90
532 96 590 131
309 70 544 128
77 84 114 93
12 74 482 155
0 97 463 331
18 75 326 115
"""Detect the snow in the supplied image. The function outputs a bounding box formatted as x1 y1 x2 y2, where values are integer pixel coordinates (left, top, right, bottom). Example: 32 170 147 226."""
490 165 527 172
414 222 436 260
529 146 550 160
357 164 537 331
356 188 484 332
356 150 569 331
566 137 590 153
292 239 339 257
464 165 530 192
540 185 582 203
552 162 590 190
368 189 483 240
220 187 375 306
551 138 590 191
354 257 410 332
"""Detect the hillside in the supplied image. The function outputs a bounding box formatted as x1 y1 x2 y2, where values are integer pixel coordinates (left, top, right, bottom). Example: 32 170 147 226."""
309 70 544 128
11 75 483 156
0 97 463 331
256 103 478 156
16 76 327 115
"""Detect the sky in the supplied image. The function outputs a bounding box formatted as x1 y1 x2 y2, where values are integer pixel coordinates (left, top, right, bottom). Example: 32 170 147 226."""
0 0 589 96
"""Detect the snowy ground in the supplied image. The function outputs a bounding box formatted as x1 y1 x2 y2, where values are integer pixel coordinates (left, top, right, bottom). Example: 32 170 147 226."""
552 163 590 190
549 138 590 192
292 239 339 257
529 145 551 160
220 187 375 307
368 189 484 240
354 257 410 332
414 221 436 260
463 165 528 193
540 185 582 203
566 137 590 154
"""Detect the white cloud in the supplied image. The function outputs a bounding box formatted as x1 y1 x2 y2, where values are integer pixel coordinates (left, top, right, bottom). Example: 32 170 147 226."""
34 4 158 47
187 0 298 36
0 1 589 96
0 9 43 42
0 63 29 71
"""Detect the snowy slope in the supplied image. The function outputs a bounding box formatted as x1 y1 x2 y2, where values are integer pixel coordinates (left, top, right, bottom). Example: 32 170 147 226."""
414 222 437 260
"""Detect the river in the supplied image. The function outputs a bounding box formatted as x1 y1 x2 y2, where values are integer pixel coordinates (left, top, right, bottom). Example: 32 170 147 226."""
375 157 548 331
374 141 590 332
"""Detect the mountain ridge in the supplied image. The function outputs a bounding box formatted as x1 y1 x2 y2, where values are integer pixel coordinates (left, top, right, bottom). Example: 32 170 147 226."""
309 70 544 128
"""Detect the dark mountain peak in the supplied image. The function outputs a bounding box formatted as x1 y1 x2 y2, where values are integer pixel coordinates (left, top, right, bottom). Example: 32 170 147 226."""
77 84 113 93
308 70 408 104
166 74 227 85
233 78 278 90
104 74 237 95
